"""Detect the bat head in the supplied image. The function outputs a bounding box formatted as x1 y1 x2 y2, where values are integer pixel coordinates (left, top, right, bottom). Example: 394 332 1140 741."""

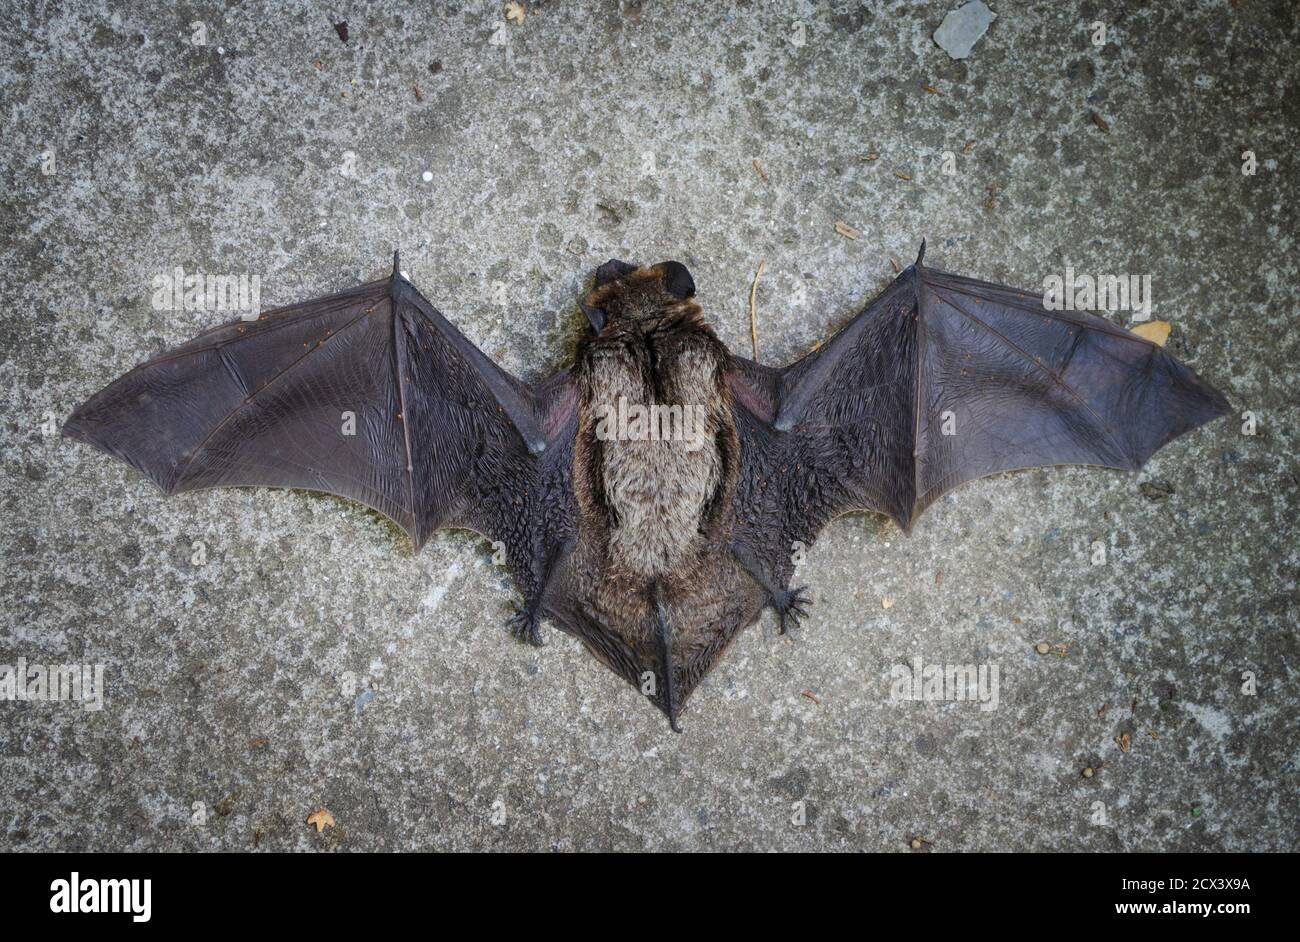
580 259 697 332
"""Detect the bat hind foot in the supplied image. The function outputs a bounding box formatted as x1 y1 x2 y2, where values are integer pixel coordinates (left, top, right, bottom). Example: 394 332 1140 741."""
773 586 811 634
728 542 812 634
508 609 545 647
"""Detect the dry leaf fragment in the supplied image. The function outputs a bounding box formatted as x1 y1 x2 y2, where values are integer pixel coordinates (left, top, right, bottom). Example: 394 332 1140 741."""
751 158 768 181
894 170 913 181
923 84 943 96
834 221 860 240
412 84 423 102
216 791 240 817
962 139 976 154
1130 320 1171 346
800 690 821 705
882 596 895 609
1090 111 1110 133
333 22 348 43
306 808 336 832
248 736 269 748
1115 731 1132 753
862 152 879 161
505 1 526 24
1139 479 1175 501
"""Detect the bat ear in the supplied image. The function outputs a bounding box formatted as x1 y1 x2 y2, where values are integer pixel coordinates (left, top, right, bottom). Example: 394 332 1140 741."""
580 300 607 332
594 258 637 286
659 260 695 300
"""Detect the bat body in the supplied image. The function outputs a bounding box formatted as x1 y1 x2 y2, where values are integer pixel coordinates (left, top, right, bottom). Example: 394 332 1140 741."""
65 245 1230 729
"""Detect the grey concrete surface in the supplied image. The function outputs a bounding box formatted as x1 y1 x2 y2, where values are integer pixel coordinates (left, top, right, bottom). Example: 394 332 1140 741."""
1 0 1297 851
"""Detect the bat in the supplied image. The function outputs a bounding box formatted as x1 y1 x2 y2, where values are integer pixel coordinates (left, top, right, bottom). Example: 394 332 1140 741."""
64 244 1230 730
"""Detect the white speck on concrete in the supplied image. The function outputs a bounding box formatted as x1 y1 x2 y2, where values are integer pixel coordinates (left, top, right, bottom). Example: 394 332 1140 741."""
1184 702 1233 742
421 560 465 613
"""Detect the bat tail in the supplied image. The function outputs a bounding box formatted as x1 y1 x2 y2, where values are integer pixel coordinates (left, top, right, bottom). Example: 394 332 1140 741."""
915 238 926 268
391 249 402 279
652 582 682 733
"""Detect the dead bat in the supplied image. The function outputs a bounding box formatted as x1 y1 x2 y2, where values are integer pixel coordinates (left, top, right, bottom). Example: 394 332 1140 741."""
64 243 1230 730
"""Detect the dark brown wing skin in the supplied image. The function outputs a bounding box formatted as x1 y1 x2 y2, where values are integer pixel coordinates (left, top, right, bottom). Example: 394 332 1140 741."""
64 266 575 584
728 252 1231 581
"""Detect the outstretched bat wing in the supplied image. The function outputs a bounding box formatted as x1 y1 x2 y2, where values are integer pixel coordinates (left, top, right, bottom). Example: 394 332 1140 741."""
64 263 559 550
730 248 1230 562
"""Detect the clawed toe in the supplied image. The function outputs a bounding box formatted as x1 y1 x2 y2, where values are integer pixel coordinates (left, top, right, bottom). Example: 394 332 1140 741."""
508 609 545 647
775 586 812 634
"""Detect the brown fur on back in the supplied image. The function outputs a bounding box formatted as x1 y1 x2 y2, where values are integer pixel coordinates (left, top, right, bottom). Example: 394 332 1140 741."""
569 266 742 666
583 313 727 578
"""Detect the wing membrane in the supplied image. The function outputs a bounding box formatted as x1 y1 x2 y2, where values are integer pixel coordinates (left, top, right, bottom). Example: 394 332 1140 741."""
738 256 1230 540
64 271 547 548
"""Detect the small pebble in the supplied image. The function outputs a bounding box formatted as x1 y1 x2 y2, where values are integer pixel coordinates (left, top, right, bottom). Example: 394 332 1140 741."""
933 0 996 60
910 838 922 849
1035 642 1050 655
422 171 433 182
1082 767 1094 778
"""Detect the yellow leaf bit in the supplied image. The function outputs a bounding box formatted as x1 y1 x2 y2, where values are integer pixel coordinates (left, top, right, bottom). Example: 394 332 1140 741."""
306 808 336 833
1130 320 1171 347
